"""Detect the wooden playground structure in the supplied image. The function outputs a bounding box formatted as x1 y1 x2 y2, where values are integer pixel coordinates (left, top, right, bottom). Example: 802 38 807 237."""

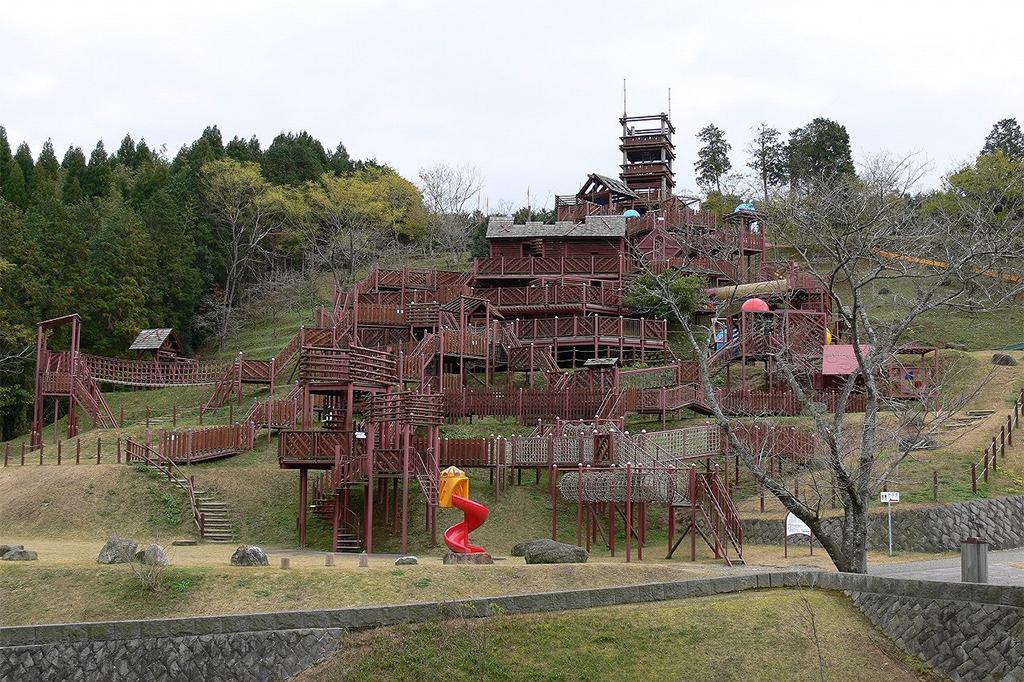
28 110 943 561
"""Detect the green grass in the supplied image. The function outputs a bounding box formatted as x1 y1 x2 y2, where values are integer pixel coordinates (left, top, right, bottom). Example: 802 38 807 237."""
296 589 938 682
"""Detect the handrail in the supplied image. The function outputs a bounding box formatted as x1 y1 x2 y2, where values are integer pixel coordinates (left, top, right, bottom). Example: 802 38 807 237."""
125 438 206 539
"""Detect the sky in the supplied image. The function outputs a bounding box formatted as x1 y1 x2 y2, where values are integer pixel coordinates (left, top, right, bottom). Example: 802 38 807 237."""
2 0 1022 208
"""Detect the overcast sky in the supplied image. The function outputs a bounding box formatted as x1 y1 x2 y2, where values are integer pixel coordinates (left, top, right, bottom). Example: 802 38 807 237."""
3 0 1021 208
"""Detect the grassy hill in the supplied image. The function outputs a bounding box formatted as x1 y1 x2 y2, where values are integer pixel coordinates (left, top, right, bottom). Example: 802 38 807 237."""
296 589 938 682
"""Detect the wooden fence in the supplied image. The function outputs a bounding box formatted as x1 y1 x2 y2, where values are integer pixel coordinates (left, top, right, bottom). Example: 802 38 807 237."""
155 423 255 464
971 388 1024 492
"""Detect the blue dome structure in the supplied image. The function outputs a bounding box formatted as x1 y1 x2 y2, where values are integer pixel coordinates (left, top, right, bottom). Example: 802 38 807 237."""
735 203 756 213
623 209 641 218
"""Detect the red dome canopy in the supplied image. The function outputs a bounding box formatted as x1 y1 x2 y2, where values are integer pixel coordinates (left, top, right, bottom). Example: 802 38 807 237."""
741 297 770 313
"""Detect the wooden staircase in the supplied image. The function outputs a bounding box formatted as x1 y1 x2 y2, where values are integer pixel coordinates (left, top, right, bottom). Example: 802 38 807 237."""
125 438 236 544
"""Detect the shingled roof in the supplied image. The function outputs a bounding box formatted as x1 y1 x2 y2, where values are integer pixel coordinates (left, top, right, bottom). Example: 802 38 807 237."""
485 215 627 240
129 328 178 351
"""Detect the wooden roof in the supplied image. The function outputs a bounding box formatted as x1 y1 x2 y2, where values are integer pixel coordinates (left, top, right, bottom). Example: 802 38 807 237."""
486 215 627 240
577 173 640 200
129 328 179 351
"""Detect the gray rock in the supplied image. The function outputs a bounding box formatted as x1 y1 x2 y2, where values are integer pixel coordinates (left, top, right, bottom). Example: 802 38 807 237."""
395 556 418 565
134 544 169 566
522 539 589 564
443 551 494 565
992 353 1018 366
511 539 552 557
1 549 38 561
230 545 268 566
171 539 197 546
97 537 138 564
0 544 24 556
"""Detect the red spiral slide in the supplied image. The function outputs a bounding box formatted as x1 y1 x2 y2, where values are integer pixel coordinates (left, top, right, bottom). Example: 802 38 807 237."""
443 494 489 554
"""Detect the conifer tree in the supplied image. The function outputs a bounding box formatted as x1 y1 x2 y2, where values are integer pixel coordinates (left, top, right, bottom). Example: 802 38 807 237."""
61 146 88 204
33 140 62 200
0 126 10 190
1 161 28 208
13 143 34 198
981 118 1024 159
694 125 732 194
84 140 112 198
116 134 137 168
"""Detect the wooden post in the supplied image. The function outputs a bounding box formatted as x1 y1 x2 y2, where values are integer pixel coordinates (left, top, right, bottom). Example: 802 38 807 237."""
146 406 150 429
3 443 8 467
298 468 308 547
172 404 177 428
97 438 102 464
76 438 81 464
933 470 938 501
57 440 62 465
116 437 121 464
624 462 633 563
972 463 977 492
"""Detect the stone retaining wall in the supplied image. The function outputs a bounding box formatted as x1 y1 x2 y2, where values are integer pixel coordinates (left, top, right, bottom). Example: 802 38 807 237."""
2 571 1022 682
742 494 1024 552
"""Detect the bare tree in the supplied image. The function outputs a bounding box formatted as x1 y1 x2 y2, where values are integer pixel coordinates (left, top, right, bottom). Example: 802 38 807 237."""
305 177 380 290
200 159 294 346
634 155 1024 572
418 163 483 262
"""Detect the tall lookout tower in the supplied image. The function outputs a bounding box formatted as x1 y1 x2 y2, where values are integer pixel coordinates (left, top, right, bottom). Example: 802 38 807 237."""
619 112 675 203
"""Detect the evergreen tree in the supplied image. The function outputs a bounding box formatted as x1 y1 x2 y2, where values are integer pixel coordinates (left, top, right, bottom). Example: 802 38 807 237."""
61 146 88 204
746 123 788 202
116 134 138 168
136 138 154 166
13 143 34 198
225 135 262 163
1 160 28 208
262 131 329 185
83 140 113 198
33 140 62 200
694 124 732 194
84 190 155 351
328 142 353 175
0 126 10 190
787 117 855 188
981 118 1024 159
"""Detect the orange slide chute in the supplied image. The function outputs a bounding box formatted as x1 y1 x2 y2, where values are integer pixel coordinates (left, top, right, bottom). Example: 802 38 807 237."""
439 466 489 554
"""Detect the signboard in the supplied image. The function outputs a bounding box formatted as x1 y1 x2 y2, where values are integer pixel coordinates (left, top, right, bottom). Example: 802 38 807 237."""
785 512 811 537
784 512 813 558
880 491 900 503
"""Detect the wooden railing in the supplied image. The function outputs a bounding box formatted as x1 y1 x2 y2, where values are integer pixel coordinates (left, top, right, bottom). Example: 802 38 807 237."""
509 316 667 343
474 255 625 278
476 283 624 310
279 430 354 467
78 353 231 386
125 438 207 538
156 423 255 464
443 387 606 423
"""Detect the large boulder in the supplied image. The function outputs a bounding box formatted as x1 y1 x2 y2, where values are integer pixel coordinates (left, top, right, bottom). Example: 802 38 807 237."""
0 544 24 556
993 353 1018 366
134 544 169 566
523 539 588 564
230 545 268 566
395 556 418 566
1 549 38 561
511 539 554 557
443 552 494 565
97 537 138 565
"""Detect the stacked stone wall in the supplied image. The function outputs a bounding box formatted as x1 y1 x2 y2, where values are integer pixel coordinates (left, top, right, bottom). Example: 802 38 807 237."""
742 495 1024 552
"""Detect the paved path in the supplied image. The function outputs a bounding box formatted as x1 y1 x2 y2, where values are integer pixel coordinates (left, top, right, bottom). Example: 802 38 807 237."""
871 547 1024 585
